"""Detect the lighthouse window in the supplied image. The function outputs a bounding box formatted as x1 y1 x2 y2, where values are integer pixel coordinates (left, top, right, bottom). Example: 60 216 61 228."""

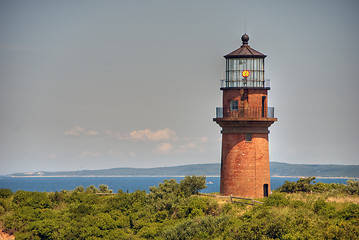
245 133 252 142
227 58 264 83
230 100 238 111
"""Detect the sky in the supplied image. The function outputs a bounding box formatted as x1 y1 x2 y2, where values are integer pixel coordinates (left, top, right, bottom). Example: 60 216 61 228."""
0 0 358 175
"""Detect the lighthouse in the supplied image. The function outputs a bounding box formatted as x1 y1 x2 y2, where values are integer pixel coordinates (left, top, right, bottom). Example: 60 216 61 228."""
214 34 277 198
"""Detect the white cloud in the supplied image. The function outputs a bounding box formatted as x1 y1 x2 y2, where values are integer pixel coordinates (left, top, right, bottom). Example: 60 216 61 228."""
86 130 99 136
104 130 123 140
48 153 57 159
64 127 178 142
64 126 101 137
174 137 208 154
64 126 86 136
153 142 173 155
129 152 137 158
198 137 208 143
80 151 100 158
129 128 177 141
105 130 114 137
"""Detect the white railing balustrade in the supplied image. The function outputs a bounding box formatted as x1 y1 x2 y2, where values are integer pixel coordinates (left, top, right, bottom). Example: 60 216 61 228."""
215 107 275 119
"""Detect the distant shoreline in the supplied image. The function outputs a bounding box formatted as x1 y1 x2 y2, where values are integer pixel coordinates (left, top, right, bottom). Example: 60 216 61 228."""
4 162 359 179
6 175 358 179
271 175 358 180
8 175 221 178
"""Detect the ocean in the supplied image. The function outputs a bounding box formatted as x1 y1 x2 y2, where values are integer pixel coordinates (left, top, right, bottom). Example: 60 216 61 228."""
0 176 352 193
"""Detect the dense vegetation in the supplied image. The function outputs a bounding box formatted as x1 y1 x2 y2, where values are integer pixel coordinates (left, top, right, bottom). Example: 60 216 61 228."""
1 176 359 239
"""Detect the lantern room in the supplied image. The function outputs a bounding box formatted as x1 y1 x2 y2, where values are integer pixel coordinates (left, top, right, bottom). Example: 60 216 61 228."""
222 34 268 89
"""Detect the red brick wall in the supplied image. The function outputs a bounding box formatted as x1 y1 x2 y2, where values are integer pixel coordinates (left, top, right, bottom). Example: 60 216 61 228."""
248 89 267 109
219 88 272 198
223 89 267 109
220 132 271 198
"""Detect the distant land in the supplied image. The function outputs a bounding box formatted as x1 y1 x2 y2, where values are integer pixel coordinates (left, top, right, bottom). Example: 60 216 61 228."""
8 162 359 178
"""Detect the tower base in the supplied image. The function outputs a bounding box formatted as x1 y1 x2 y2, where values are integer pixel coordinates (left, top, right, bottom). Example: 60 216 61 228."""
220 132 271 199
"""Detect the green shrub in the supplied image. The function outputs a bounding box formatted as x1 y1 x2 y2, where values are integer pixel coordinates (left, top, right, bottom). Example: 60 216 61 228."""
163 215 229 239
0 188 13 198
74 185 85 193
337 203 359 220
99 184 113 193
180 175 207 196
13 191 52 209
264 192 290 207
52 191 65 203
346 179 359 195
278 177 316 193
86 185 100 193
313 199 336 217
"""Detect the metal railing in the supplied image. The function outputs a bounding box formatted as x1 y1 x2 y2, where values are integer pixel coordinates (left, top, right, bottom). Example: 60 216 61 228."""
220 79 270 89
215 107 275 119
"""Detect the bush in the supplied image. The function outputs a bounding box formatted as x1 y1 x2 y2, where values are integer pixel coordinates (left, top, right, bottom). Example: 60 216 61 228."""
264 192 290 207
74 185 85 193
13 191 52 209
86 185 100 193
175 196 218 219
346 179 359 195
337 203 359 220
162 215 229 239
149 179 182 199
0 188 13 198
313 199 336 217
99 184 113 193
180 175 207 196
278 177 315 193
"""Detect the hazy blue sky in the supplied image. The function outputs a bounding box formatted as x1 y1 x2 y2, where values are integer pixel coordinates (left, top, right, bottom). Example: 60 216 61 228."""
1 0 358 175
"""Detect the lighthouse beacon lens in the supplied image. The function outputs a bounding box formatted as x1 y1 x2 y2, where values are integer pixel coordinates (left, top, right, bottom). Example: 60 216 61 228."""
242 70 250 78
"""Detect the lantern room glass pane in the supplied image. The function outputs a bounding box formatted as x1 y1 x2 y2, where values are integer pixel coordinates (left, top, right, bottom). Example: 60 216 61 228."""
226 58 265 84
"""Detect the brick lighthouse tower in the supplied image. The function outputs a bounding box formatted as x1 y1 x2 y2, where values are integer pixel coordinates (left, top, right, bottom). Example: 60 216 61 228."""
214 34 277 198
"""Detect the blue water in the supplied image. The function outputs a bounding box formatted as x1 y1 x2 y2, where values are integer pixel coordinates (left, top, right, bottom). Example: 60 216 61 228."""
0 176 352 193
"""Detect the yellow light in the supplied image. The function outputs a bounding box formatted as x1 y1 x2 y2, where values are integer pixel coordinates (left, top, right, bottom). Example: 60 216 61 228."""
242 70 250 78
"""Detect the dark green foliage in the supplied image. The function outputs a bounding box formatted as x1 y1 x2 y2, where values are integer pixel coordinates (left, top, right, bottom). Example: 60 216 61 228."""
74 185 85 193
312 181 346 193
86 185 100 193
163 215 229 240
277 177 359 196
278 176 316 193
313 199 336 217
13 190 52 209
346 179 359 195
180 175 207 196
149 179 182 199
52 191 64 203
263 192 290 207
1 177 358 240
99 184 113 193
337 203 359 220
0 188 13 198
